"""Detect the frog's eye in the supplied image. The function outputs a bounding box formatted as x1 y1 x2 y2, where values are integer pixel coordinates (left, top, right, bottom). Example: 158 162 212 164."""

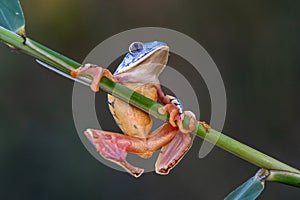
129 42 144 54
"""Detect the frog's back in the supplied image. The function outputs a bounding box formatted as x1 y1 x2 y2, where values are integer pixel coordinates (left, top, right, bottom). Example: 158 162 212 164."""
107 83 158 138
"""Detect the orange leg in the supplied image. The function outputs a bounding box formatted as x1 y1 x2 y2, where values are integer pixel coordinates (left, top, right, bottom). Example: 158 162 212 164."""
152 86 197 174
85 123 179 178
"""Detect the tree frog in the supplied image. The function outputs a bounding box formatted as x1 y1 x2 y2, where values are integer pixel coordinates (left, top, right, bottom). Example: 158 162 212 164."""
71 41 197 177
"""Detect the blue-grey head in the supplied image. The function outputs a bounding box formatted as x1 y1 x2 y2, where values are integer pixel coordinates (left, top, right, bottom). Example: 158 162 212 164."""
114 41 169 75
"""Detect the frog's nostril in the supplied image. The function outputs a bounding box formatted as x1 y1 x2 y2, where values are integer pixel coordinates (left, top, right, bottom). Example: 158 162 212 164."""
129 42 144 54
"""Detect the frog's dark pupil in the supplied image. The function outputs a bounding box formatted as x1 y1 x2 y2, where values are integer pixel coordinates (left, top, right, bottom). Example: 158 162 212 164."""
133 43 140 49
130 42 143 53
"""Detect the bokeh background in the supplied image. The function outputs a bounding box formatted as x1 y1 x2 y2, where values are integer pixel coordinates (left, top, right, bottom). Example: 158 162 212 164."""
1 0 300 199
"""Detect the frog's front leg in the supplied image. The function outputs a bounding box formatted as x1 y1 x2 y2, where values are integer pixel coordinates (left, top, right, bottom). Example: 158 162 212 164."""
71 64 118 92
85 123 179 178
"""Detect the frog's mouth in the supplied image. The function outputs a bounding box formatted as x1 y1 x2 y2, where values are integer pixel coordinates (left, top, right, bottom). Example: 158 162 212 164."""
138 46 169 71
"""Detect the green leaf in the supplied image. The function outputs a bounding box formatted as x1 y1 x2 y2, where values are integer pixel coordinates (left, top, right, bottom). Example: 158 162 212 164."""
225 174 265 200
0 0 25 35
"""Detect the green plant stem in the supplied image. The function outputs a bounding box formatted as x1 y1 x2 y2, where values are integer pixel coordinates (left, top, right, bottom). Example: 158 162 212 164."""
266 170 300 187
1 26 300 186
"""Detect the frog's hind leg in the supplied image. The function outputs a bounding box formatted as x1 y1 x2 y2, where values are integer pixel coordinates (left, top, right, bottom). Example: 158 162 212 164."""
85 123 179 178
155 131 193 175
154 89 196 175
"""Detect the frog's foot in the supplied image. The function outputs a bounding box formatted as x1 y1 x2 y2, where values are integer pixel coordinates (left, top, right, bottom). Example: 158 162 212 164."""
158 104 181 128
158 104 196 134
70 64 118 92
155 131 192 175
85 129 144 178
177 111 197 134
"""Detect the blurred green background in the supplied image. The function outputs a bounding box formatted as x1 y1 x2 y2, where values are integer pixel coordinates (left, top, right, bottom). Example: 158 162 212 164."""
1 0 300 199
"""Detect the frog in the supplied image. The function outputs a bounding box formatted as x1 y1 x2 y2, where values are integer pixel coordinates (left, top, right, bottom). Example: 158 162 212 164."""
71 41 197 177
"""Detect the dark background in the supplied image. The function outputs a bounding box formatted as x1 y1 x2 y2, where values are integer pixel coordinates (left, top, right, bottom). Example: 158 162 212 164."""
1 0 300 199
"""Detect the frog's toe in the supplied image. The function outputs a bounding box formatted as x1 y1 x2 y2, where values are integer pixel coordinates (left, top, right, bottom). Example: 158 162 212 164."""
121 161 144 178
158 104 180 128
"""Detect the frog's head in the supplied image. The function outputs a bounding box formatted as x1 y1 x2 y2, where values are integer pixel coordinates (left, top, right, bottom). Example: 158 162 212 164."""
114 41 169 75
